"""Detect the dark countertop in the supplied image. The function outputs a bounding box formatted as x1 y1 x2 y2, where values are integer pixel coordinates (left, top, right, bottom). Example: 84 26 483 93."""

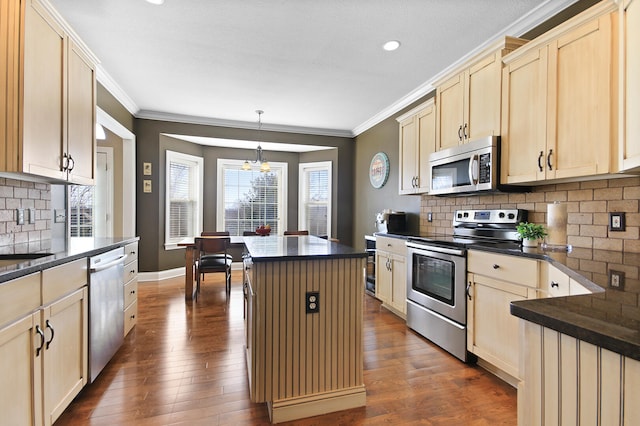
244 235 366 262
374 231 640 361
0 236 139 284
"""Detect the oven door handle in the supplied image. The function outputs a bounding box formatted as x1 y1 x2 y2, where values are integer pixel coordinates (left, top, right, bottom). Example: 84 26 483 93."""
406 242 465 257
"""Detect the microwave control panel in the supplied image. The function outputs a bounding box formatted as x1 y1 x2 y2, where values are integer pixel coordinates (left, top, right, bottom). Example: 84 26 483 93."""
478 153 491 184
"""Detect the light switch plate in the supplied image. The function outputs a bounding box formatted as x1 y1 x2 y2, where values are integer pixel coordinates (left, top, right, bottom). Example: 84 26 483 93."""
16 208 24 225
54 209 66 223
28 208 35 224
609 212 626 232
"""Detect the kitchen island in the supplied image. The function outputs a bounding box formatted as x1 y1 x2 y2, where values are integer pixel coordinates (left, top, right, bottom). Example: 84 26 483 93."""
243 235 367 423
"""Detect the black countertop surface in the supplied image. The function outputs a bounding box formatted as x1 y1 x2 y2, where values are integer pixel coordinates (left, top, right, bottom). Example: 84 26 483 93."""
378 231 640 360
244 235 366 262
0 236 139 284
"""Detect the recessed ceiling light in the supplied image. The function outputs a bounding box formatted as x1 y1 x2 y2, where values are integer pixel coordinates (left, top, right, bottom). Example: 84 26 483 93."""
382 40 400 51
146 0 165 5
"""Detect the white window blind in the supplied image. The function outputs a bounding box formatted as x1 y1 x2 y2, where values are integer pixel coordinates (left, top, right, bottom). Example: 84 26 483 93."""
299 161 332 238
165 151 203 249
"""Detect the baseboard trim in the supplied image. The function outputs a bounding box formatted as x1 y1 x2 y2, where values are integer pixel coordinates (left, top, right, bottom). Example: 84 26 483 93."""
267 385 366 424
476 358 518 388
138 262 244 282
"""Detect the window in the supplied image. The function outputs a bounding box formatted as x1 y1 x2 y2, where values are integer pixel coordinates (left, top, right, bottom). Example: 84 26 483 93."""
165 151 203 249
217 159 287 236
299 161 332 237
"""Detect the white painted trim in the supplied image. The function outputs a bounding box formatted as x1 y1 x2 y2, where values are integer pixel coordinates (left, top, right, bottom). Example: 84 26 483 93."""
298 161 332 238
96 66 139 115
136 110 354 138
138 262 243 282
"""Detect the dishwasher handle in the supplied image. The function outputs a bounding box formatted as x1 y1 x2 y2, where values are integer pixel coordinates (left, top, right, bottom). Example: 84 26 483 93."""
90 254 128 273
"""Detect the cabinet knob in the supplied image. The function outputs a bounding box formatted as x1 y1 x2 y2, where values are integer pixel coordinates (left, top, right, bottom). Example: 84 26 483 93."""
551 281 559 288
130 290 136 295
493 264 500 269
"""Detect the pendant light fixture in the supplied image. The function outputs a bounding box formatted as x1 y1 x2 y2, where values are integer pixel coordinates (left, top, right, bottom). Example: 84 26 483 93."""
242 110 271 172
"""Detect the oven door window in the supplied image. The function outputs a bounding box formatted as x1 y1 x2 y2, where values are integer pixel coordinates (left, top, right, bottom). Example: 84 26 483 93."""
412 254 455 305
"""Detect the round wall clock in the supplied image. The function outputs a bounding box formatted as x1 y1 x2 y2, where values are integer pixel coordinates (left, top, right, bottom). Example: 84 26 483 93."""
369 152 390 189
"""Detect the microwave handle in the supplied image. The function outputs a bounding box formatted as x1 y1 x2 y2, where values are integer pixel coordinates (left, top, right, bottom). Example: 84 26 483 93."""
468 154 479 185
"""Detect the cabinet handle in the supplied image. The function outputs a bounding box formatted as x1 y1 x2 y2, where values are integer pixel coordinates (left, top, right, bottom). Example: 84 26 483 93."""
551 281 559 288
130 289 136 295
45 320 55 349
493 264 500 269
62 153 69 171
414 176 419 188
463 123 468 140
458 125 463 141
466 282 472 300
130 314 136 320
538 151 544 172
130 269 136 274
67 155 75 172
547 149 553 171
35 325 45 357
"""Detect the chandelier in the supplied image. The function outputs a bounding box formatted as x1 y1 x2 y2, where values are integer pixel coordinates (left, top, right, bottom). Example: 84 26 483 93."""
242 110 271 172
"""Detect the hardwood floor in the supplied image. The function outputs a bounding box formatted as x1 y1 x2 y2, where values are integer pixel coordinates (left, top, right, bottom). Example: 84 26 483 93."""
56 272 516 425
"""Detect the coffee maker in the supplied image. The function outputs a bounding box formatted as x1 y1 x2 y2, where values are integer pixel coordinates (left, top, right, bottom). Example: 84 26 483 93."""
375 210 408 234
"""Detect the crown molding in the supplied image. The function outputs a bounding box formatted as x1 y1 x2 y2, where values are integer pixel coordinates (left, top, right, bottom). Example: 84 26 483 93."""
96 66 140 116
352 0 580 136
135 110 355 138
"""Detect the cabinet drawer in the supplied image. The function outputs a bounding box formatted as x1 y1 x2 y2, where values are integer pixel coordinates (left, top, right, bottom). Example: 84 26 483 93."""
376 236 407 257
0 273 41 327
124 242 138 263
42 258 88 305
124 280 137 308
540 263 570 297
468 251 538 287
124 300 137 336
123 259 138 284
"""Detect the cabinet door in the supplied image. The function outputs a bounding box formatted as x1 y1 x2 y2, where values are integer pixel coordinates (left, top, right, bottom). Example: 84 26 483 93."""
398 115 418 194
466 53 502 141
501 48 548 184
621 0 640 171
416 102 436 193
22 0 66 181
42 287 88 426
375 251 392 304
66 39 95 185
0 312 43 426
547 13 615 180
467 274 530 379
390 254 406 314
436 72 465 151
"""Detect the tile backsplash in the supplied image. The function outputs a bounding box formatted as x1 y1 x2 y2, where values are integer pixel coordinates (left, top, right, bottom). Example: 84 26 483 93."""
420 176 640 253
0 178 51 246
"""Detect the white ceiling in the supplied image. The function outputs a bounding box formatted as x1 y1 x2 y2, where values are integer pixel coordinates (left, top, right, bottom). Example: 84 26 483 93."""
50 0 578 137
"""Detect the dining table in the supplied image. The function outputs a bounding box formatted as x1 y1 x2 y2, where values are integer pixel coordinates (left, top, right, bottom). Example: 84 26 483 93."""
178 235 245 300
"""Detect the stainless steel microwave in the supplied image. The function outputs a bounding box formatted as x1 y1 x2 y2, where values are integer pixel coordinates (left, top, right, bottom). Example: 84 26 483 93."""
428 136 510 196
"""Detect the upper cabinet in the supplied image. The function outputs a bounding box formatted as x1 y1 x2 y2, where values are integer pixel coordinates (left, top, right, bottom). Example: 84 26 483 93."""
502 1 619 185
1 0 96 184
396 99 435 195
620 0 640 172
434 37 528 151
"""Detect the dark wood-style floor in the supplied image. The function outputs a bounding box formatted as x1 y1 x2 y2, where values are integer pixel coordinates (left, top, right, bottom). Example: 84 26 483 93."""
56 271 516 425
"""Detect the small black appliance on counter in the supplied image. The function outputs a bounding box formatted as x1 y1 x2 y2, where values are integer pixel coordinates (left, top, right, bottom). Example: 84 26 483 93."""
375 210 408 234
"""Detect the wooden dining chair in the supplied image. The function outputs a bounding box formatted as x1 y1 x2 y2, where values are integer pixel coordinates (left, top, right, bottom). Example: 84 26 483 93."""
284 230 309 235
195 237 232 298
242 231 258 236
201 231 230 236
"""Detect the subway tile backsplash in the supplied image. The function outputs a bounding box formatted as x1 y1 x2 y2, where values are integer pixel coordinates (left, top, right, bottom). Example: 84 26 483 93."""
0 178 51 246
420 176 640 253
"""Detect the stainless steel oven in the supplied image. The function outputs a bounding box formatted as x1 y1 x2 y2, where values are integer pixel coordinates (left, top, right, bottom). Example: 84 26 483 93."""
406 242 467 361
405 209 527 362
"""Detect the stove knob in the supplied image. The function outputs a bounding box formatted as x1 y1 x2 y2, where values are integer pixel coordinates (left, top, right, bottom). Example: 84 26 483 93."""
508 213 515 219
463 212 469 218
498 212 505 218
457 212 462 219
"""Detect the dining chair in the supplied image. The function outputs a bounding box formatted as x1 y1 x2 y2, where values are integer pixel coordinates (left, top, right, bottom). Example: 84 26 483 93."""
201 231 230 236
194 237 232 298
284 230 309 235
242 231 258 236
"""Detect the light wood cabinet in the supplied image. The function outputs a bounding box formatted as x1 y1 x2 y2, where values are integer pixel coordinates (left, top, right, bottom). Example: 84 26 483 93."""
502 3 619 184
396 99 435 194
375 236 407 317
467 251 538 381
0 259 89 426
539 262 593 297
1 0 96 184
519 320 640 426
123 242 138 336
619 0 640 171
434 37 527 151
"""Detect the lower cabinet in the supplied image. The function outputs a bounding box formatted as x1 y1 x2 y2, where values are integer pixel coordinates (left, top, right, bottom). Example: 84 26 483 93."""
123 242 138 336
0 259 89 426
467 250 538 381
375 236 407 317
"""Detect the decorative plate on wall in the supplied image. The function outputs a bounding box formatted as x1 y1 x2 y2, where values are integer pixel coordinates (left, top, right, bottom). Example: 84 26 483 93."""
369 152 390 189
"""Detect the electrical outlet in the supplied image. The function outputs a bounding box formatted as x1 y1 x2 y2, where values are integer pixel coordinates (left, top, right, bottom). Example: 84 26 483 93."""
609 270 625 290
609 212 626 232
54 209 66 223
306 291 319 314
16 208 24 225
427 212 433 222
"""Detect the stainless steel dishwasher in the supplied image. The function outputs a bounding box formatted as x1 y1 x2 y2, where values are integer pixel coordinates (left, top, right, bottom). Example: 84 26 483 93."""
89 247 127 382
